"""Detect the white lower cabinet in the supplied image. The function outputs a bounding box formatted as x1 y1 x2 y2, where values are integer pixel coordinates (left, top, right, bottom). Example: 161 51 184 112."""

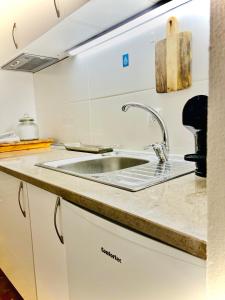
27 184 69 300
62 200 206 300
0 172 36 300
0 172 206 300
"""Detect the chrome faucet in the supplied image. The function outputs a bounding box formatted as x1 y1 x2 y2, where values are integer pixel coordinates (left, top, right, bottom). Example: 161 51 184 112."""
121 102 169 162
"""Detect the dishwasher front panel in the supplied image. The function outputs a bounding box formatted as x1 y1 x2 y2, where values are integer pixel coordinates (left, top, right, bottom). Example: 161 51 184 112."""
62 200 206 300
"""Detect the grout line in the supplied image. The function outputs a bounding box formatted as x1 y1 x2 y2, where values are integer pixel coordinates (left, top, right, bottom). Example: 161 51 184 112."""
66 78 209 104
88 78 209 102
86 57 93 143
89 87 154 101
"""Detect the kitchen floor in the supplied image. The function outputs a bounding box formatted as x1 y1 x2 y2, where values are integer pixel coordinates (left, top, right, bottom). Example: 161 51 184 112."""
0 269 23 300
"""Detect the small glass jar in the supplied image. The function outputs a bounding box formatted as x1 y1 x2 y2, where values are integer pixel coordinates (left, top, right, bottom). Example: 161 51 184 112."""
17 114 39 141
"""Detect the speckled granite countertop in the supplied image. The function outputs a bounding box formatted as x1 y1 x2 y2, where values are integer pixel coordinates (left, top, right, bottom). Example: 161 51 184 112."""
0 148 207 259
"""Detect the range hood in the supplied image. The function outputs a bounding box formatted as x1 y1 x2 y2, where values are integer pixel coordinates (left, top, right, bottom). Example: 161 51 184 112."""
2 53 59 73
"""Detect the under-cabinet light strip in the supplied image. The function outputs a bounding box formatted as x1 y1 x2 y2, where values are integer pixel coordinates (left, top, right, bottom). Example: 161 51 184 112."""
67 0 191 56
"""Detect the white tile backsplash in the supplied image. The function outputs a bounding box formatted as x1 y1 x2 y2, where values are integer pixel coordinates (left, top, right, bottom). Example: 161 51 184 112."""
155 80 208 154
33 0 209 155
89 90 161 150
81 0 209 99
62 100 91 144
89 80 208 154
85 34 155 99
0 70 36 133
33 56 90 103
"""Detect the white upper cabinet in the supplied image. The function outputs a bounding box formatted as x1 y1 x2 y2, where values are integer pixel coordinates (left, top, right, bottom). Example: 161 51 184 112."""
14 0 61 50
59 0 90 18
71 0 157 31
14 0 89 50
0 0 89 66
23 0 162 60
0 7 19 65
0 0 175 71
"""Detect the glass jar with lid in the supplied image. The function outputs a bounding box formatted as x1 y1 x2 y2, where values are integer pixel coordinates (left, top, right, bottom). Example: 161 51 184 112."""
17 114 39 141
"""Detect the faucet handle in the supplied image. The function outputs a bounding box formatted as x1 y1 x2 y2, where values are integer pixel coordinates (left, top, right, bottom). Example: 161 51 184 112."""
152 143 168 163
145 143 168 163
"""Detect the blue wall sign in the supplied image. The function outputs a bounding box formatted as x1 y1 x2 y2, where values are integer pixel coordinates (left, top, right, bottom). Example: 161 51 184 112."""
122 53 129 68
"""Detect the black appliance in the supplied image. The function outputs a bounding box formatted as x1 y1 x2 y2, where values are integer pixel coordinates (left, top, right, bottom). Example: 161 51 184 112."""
182 95 208 177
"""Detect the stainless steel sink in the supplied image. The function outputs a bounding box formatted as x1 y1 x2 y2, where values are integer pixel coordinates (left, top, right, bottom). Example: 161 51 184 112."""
36 151 194 191
58 156 149 174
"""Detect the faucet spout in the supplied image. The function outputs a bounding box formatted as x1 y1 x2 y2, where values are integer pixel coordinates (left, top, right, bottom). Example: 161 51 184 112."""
121 102 169 161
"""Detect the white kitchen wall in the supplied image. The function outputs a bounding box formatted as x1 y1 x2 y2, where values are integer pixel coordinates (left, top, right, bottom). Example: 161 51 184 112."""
0 70 36 133
34 0 209 154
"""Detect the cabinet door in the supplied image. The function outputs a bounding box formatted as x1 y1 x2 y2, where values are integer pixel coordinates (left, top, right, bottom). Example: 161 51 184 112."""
0 172 36 300
14 0 89 51
28 184 69 300
13 0 60 50
62 200 206 300
0 8 20 65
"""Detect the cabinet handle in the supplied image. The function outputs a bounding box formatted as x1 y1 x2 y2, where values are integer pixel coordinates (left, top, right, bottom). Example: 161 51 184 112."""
54 197 64 244
12 22 18 49
53 0 60 18
18 182 26 218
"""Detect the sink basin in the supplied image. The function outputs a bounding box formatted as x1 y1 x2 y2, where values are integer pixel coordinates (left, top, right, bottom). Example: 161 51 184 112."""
36 151 194 191
58 156 149 174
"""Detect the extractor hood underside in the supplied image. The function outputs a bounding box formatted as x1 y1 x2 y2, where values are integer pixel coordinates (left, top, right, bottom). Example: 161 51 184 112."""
1 53 60 73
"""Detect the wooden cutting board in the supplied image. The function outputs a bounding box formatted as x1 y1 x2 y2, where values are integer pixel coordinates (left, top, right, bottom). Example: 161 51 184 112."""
155 16 192 93
0 139 53 153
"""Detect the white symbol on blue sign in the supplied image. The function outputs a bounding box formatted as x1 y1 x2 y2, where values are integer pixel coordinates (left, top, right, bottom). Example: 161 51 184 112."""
122 53 129 67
